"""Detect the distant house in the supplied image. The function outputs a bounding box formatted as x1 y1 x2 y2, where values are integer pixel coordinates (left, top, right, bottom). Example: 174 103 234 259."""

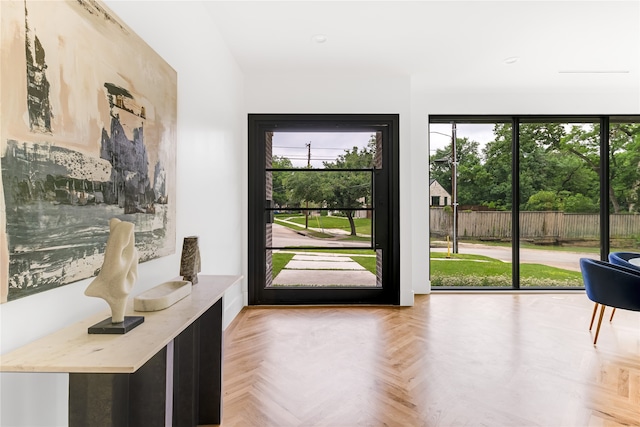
429 179 451 206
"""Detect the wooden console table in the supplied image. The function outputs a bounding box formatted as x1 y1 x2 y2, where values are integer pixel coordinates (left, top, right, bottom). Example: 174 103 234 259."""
1 274 242 427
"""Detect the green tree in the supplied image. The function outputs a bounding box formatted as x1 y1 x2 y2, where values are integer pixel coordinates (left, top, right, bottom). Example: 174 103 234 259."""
524 190 562 211
430 137 488 207
563 193 598 213
323 140 375 235
283 169 325 209
430 121 640 215
481 123 601 212
281 138 375 234
477 124 513 210
516 123 569 209
555 124 609 209
606 123 640 213
554 123 640 213
271 156 293 207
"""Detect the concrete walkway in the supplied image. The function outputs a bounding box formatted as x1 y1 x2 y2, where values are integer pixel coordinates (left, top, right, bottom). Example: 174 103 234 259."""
273 252 377 287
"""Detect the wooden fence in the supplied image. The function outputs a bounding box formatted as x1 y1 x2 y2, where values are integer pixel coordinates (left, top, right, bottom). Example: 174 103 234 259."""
430 208 640 243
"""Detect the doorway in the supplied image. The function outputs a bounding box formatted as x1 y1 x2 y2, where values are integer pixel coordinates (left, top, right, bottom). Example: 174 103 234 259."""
248 114 399 304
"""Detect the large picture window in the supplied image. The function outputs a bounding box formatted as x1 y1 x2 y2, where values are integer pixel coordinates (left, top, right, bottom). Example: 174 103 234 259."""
429 115 640 290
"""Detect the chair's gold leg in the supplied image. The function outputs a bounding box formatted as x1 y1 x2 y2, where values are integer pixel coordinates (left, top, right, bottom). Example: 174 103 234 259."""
594 304 606 345
589 303 599 330
609 307 616 322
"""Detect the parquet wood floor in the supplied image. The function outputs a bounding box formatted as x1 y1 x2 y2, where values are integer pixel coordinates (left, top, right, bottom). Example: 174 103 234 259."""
210 294 640 427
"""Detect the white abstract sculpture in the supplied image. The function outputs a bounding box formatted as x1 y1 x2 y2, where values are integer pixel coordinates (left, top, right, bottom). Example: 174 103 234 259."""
85 218 138 323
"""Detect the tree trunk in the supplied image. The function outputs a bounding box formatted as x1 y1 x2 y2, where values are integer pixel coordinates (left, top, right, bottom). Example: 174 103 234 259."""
629 160 640 213
347 212 357 236
609 183 620 214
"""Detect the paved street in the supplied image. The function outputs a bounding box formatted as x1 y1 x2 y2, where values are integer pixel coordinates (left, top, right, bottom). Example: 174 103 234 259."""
271 223 370 248
431 242 598 272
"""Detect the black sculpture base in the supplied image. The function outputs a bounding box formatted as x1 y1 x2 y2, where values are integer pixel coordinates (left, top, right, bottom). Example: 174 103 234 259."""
88 316 144 334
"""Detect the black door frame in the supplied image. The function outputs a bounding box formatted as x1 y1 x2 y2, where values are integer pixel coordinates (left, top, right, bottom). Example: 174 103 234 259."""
248 114 400 305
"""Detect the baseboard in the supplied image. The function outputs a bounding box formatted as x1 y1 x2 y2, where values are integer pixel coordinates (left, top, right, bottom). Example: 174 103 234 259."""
222 282 245 330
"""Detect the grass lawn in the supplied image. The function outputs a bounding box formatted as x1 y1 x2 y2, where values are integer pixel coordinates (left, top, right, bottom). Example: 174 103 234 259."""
349 256 376 274
305 230 334 238
272 252 295 278
340 235 372 242
430 252 583 287
271 250 377 277
272 248 583 287
276 214 371 235
282 248 376 255
273 217 334 238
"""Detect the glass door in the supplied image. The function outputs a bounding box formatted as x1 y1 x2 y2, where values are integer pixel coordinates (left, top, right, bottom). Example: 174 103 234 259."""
248 115 399 305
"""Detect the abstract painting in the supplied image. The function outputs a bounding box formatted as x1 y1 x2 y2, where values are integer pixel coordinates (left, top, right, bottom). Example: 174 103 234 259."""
0 0 177 302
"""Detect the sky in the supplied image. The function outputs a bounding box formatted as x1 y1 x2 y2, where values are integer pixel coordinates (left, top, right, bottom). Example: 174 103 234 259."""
429 123 496 157
272 124 497 168
272 132 372 168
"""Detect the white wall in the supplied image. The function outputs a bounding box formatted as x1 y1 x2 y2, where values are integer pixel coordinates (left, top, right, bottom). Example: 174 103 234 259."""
0 2 246 425
245 73 415 306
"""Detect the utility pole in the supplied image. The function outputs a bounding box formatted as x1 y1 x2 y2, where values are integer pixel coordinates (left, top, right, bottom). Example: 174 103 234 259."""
430 127 458 254
452 123 458 254
305 142 311 229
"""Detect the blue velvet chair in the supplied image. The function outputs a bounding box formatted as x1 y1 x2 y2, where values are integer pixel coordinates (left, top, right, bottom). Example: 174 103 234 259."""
609 252 640 271
605 252 640 322
579 258 640 344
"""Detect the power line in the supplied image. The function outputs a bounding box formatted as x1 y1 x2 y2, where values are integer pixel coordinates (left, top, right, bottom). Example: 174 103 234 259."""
273 145 356 150
280 156 339 161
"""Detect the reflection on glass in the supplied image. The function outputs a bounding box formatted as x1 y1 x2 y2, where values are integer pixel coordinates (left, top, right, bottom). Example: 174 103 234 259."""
429 123 513 287
610 122 640 254
519 122 598 288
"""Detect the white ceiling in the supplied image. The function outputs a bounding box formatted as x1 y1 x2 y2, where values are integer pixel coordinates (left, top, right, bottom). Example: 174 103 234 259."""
204 1 640 89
